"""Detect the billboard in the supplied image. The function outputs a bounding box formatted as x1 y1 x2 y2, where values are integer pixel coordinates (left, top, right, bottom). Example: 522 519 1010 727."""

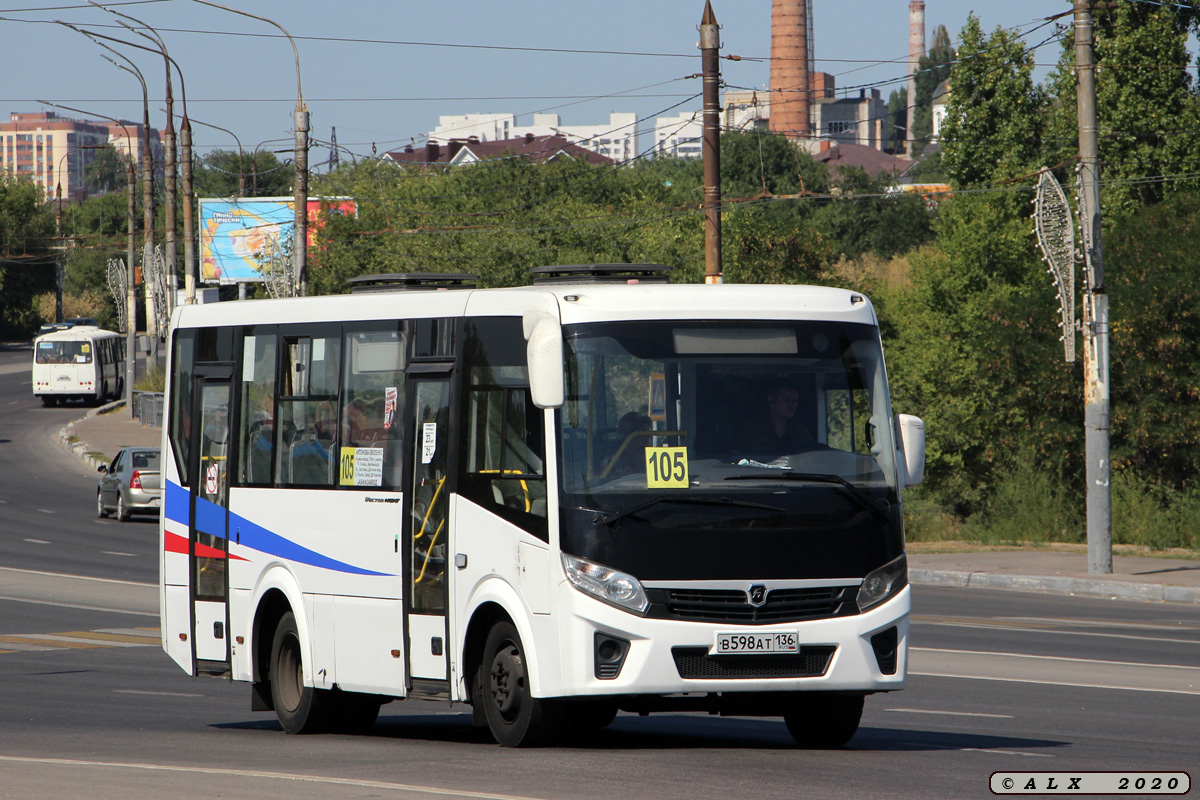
199 197 357 284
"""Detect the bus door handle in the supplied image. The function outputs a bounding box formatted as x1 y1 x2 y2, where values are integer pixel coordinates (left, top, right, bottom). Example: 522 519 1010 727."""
455 553 468 570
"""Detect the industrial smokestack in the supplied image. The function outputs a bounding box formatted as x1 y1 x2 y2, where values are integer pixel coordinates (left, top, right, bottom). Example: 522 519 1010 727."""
908 0 926 157
770 0 810 139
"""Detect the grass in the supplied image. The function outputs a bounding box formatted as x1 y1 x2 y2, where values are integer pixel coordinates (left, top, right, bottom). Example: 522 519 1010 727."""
905 463 1200 554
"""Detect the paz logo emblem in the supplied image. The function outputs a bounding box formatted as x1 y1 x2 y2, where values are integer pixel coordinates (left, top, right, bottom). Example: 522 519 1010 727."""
748 584 767 606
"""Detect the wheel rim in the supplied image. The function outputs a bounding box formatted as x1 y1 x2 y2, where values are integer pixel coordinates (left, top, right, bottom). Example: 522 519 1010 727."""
118 496 126 518
97 493 104 516
276 634 303 713
489 642 524 723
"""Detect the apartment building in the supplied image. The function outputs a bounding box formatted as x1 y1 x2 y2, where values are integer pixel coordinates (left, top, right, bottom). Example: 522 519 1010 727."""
0 111 162 200
427 111 638 164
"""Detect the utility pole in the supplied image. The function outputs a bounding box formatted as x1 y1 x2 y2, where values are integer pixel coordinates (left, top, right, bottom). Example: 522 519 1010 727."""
700 0 722 284
125 142 137 415
1075 0 1112 574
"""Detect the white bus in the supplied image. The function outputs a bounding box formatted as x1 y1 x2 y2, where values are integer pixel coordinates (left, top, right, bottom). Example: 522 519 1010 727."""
159 267 925 748
33 325 125 406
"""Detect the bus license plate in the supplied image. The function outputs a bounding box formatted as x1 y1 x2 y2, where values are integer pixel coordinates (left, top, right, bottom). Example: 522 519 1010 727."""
714 632 798 655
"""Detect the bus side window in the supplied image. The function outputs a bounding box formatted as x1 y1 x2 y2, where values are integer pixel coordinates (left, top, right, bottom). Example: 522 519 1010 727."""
342 323 406 490
169 330 197 486
459 317 547 540
237 331 277 486
276 333 341 487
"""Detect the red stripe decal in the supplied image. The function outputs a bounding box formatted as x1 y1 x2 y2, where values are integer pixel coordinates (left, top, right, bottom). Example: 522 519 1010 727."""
164 531 248 561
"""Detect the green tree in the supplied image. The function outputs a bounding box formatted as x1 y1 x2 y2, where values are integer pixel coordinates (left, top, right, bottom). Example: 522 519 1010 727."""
1043 4 1200 214
193 148 292 198
1103 192 1200 489
0 175 56 337
812 167 935 261
940 14 1043 188
910 24 954 158
882 191 1079 514
83 145 130 195
885 89 907 154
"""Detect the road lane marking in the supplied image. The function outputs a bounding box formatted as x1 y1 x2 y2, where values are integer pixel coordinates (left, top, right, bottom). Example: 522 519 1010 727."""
100 551 137 557
0 635 102 649
20 634 146 648
56 630 160 645
0 756 545 799
914 615 1200 645
98 627 160 638
0 595 158 616
114 690 203 697
0 627 162 655
36 509 55 514
23 539 50 545
910 647 1200 695
885 708 1014 718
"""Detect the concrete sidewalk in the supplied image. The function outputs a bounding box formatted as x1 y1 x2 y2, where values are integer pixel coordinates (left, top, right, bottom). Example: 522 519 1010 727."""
55 405 1200 606
58 400 161 471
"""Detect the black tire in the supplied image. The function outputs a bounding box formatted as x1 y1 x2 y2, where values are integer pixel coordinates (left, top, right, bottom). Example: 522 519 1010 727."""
116 493 131 522
96 491 108 519
783 694 864 748
269 611 328 734
481 621 560 747
565 699 618 730
40 395 57 408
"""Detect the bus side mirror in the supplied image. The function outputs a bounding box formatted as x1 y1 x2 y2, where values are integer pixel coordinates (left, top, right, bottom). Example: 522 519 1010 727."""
895 414 925 487
525 314 564 409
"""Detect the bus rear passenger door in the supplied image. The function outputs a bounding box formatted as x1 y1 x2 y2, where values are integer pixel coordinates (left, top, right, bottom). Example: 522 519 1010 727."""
190 374 232 673
405 369 452 686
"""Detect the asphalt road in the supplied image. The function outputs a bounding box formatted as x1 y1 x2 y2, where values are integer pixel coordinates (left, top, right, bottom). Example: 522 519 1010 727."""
1 347 1197 799
0 346 158 584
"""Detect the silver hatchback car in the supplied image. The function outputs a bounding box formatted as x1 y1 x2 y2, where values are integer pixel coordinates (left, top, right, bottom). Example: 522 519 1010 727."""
97 447 162 521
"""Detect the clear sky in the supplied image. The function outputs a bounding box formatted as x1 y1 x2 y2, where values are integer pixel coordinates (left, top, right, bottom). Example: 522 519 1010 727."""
0 0 1071 166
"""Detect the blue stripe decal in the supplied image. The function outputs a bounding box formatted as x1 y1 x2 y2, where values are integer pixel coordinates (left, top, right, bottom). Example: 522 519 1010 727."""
165 480 394 577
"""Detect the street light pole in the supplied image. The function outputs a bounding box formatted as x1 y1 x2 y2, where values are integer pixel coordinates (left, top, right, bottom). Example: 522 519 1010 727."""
42 101 139 411
189 116 245 198
1074 0 1112 575
700 1 722 285
190 0 308 296
97 4 194 312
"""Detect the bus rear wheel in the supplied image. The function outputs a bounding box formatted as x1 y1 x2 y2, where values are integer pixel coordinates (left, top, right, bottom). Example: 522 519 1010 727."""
269 611 328 734
783 693 864 748
40 396 57 408
481 621 560 747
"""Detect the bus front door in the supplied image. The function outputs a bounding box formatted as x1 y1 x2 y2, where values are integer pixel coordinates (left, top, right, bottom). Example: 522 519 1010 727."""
405 372 451 686
190 375 232 673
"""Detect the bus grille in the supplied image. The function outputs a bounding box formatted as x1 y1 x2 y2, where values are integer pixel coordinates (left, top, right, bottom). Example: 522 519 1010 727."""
649 586 856 624
671 646 837 679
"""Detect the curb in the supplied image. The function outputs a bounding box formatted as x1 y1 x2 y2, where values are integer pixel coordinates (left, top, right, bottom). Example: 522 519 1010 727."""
57 400 126 471
910 568 1200 606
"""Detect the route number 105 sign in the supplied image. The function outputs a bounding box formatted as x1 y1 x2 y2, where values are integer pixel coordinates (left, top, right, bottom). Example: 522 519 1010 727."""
645 446 688 488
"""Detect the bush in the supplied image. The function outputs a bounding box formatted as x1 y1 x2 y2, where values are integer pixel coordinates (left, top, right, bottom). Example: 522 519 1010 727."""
135 364 165 393
1112 470 1200 551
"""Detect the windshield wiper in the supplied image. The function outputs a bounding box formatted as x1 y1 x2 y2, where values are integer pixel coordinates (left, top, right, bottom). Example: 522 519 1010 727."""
597 496 785 528
725 471 890 524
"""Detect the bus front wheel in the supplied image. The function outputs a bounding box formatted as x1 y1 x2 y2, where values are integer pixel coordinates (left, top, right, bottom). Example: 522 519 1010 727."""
481 621 560 747
269 611 328 734
783 693 864 748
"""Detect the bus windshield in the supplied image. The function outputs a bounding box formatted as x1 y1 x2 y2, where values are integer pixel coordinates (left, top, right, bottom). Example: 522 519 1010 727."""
557 320 900 529
36 340 94 364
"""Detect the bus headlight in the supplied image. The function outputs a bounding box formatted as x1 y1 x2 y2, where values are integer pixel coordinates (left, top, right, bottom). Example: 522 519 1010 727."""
562 553 648 615
857 553 907 612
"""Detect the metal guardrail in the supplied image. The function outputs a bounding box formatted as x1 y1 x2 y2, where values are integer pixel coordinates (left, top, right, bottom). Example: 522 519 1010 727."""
132 390 164 427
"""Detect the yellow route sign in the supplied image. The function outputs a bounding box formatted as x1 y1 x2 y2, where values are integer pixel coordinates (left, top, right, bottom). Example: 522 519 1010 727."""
645 446 688 488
